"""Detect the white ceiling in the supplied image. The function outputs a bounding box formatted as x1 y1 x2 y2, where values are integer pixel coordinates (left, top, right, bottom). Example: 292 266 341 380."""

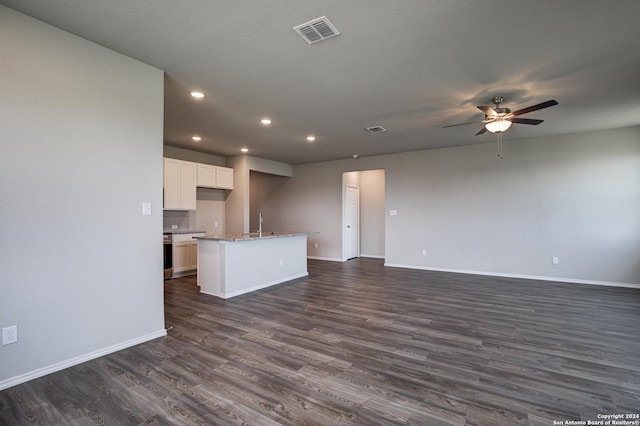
3 1 640 164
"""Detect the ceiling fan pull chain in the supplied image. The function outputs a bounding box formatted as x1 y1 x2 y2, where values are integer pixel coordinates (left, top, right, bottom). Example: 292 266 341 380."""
497 133 503 159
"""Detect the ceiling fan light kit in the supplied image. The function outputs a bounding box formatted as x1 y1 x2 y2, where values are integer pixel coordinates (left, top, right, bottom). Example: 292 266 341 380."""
485 119 512 133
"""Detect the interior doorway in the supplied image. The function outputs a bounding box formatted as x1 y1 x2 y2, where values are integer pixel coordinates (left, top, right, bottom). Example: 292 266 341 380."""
342 170 385 261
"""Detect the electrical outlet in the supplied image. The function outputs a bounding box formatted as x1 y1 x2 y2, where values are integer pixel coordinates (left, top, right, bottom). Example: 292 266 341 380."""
421 249 427 256
552 257 559 265
2 325 18 345
171 225 178 230
279 258 284 266
314 243 319 249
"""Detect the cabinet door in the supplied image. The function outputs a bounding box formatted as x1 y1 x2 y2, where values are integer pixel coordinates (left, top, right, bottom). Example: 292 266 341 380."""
188 242 198 269
216 166 234 189
173 242 191 273
163 158 180 209
197 163 216 188
180 161 197 210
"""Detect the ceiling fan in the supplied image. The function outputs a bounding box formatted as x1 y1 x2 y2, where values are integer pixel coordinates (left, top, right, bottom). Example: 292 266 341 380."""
444 96 558 157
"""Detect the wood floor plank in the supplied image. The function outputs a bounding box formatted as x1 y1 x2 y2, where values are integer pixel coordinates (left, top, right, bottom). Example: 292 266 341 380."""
1 258 639 425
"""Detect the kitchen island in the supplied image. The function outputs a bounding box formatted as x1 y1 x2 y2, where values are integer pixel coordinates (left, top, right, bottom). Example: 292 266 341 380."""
194 232 314 299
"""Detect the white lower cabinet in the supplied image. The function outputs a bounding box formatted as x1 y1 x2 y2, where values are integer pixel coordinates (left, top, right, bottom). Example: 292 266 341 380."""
172 233 204 277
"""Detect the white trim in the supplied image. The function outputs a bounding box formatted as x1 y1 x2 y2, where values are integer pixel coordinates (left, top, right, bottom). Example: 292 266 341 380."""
383 263 640 289
344 184 360 260
307 256 343 262
360 254 385 259
171 270 196 279
0 329 167 391
200 272 309 299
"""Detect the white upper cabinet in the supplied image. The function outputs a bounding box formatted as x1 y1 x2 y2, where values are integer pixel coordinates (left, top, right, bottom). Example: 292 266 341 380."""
163 158 197 210
165 159 233 210
196 163 234 190
215 166 234 190
163 158 181 209
197 163 216 188
179 161 197 210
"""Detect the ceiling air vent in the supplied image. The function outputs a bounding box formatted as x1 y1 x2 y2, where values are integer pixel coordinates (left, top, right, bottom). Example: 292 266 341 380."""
293 16 340 44
366 126 387 133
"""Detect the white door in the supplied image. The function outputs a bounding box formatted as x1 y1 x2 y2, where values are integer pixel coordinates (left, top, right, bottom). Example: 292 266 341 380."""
346 185 360 260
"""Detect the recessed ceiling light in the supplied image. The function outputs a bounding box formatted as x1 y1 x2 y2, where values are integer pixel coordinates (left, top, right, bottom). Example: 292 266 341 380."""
306 135 316 142
190 91 205 99
261 118 272 125
241 148 249 153
192 136 202 142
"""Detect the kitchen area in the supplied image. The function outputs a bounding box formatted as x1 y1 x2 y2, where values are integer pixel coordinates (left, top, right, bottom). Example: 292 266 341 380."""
162 154 233 279
162 148 313 297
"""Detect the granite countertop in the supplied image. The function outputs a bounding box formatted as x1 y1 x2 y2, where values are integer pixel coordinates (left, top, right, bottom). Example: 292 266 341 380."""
194 231 316 242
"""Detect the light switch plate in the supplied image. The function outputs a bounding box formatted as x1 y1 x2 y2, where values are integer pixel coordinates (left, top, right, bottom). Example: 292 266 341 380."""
142 202 152 216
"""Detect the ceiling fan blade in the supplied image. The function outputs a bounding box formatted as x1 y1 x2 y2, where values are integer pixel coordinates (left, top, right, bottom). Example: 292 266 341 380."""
443 120 486 128
511 117 544 125
511 99 558 116
477 105 496 116
475 127 488 136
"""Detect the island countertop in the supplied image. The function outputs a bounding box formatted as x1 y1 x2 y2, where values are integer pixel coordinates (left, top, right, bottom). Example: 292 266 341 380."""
197 231 315 299
194 231 316 242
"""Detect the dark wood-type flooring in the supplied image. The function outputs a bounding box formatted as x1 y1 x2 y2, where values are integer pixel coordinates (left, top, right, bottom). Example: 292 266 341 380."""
1 258 639 425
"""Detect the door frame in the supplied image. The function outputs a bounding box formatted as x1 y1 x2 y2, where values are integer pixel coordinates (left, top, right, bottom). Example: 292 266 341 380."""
342 182 360 261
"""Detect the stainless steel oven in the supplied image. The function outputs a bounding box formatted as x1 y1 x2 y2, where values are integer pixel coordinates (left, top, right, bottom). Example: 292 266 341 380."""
163 234 173 279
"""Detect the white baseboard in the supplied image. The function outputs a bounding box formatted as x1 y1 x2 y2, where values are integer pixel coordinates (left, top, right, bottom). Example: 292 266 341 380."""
0 329 167 391
383 263 640 289
307 256 343 262
200 272 309 299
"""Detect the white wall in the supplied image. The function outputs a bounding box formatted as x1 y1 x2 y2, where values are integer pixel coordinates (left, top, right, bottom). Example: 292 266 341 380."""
226 155 293 234
163 145 226 166
0 6 166 389
359 170 385 258
270 127 640 286
249 171 290 232
266 161 346 261
195 188 227 234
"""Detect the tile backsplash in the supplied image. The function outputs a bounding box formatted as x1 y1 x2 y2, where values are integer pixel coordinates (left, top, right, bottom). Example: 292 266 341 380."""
163 210 194 232
163 188 226 234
